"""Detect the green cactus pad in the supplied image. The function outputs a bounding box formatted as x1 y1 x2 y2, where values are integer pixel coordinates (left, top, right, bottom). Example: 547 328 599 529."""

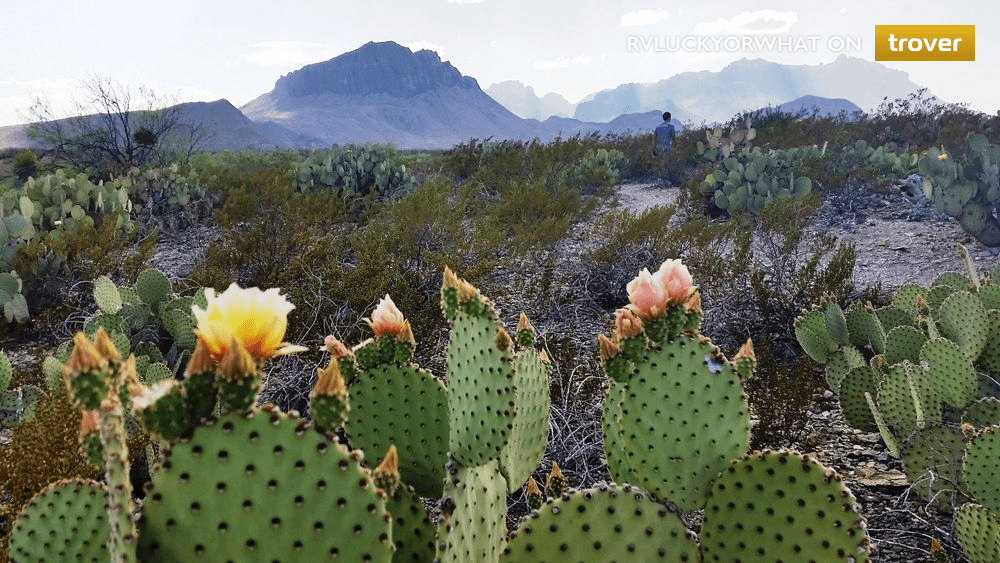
937 290 989 361
138 409 393 562
84 312 125 337
955 503 1000 563
118 303 153 331
93 275 122 314
876 361 942 440
901 425 968 512
892 283 928 320
977 284 1000 311
117 285 141 305
874 306 914 334
0 350 10 392
866 392 900 458
933 271 973 292
42 355 63 390
136 268 171 309
845 306 886 354
962 426 1000 513
964 397 1000 428
345 362 449 498
795 310 838 363
8 479 110 563
437 459 508 563
979 310 1000 377
700 451 871 563
501 483 699 562
385 483 436 563
824 346 865 394
921 337 978 408
501 351 550 491
446 310 515 467
883 325 927 365
839 366 878 431
823 300 850 346
161 305 197 351
601 382 637 487
603 333 750 511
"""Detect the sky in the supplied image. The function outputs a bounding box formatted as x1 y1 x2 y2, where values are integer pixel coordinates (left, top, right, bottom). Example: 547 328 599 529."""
1 0 997 126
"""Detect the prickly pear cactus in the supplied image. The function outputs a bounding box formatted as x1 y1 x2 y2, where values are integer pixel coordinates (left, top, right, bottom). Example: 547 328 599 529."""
499 346 550 491
501 483 700 562
700 450 871 562
8 479 110 563
901 425 968 512
436 458 508 563
137 408 393 562
346 355 450 498
961 426 1000 514
956 503 1000 563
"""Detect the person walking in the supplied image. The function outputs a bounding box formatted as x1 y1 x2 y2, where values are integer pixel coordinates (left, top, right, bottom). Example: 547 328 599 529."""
653 111 676 157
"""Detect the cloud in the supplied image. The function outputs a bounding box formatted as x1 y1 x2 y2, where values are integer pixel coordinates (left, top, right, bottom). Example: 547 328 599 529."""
533 56 592 70
406 40 447 57
620 9 669 27
241 41 336 66
694 10 798 35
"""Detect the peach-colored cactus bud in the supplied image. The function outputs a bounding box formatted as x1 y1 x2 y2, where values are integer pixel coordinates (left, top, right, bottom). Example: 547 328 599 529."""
655 259 695 303
517 312 535 334
614 307 644 340
185 339 215 376
443 265 482 303
626 268 667 319
598 333 621 361
365 295 414 345
682 289 701 313
735 338 755 362
218 337 256 381
526 476 541 497
64 331 106 376
324 335 354 359
313 359 347 398
79 410 100 436
495 328 512 352
538 350 551 364
92 327 121 363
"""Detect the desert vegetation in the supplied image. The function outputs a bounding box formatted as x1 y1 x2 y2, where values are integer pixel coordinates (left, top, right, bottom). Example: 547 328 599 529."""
1 92 1000 562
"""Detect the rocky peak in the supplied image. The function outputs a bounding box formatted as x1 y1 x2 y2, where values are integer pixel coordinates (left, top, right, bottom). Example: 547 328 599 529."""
273 40 479 98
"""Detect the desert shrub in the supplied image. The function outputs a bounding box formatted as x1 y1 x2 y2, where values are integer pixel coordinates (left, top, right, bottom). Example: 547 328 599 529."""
11 150 38 184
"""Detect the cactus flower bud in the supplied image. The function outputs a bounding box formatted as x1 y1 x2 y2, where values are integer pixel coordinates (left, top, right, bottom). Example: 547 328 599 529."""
373 445 400 495
526 477 543 510
64 331 106 377
614 307 643 340
626 268 667 319
598 333 621 361
517 312 535 335
324 335 353 359
313 359 347 398
218 337 256 381
79 409 100 436
365 295 415 346
92 327 121 363
185 339 215 376
655 258 695 304
733 338 756 379
681 289 701 313
937 152 949 161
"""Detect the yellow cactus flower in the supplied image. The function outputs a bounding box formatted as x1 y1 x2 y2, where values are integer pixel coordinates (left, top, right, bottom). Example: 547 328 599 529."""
937 152 949 161
191 283 306 362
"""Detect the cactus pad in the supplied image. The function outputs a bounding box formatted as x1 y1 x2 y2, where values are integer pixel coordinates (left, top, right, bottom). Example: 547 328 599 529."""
979 309 1000 377
603 333 750 511
937 290 989 361
963 397 1000 428
839 366 878 431
385 483 436 563
921 337 978 408
845 306 886 354
500 350 550 491
436 459 508 563
883 325 926 365
8 479 109 563
136 268 171 309
875 305 914 334
446 310 515 467
700 451 871 562
962 426 1000 513
93 275 122 314
876 361 942 440
794 310 837 363
138 409 393 562
824 346 864 393
955 503 1000 563
0 350 11 392
346 362 449 498
501 483 699 562
891 283 927 321
901 425 968 512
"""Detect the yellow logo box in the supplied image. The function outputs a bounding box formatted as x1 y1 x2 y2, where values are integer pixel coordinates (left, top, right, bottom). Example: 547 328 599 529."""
875 25 975 61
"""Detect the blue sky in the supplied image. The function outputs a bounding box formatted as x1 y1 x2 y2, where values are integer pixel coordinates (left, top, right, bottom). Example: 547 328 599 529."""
1 0 996 125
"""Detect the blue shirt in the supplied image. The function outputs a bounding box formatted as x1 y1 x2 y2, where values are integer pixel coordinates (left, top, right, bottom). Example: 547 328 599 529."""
654 121 675 152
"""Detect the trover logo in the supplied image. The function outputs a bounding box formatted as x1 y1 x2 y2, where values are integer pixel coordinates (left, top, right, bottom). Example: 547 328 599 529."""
875 25 975 61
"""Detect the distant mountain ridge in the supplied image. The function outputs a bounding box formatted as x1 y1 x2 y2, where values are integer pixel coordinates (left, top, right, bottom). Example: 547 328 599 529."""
485 81 574 120
573 55 925 124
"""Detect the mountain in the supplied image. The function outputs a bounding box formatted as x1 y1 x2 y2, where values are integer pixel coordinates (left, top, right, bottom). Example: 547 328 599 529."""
241 41 543 150
485 81 575 120
0 99 310 152
573 55 925 124
776 95 862 118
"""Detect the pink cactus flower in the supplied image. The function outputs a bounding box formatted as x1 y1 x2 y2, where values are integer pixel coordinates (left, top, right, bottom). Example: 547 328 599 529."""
626 268 667 318
654 259 695 303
